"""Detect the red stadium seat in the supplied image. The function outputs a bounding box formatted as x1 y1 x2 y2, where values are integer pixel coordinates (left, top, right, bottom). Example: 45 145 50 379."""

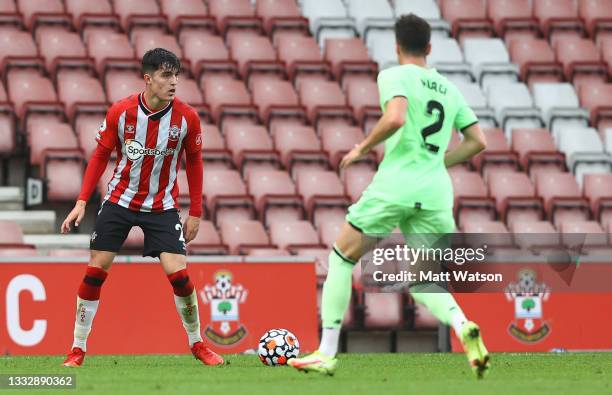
104 72 142 103
553 37 607 88
343 167 375 202
578 82 612 129
97 162 115 197
16 0 70 32
533 0 584 40
247 169 303 225
201 75 257 124
0 30 42 75
298 80 353 129
318 217 344 248
511 220 561 252
111 0 167 35
296 170 350 223
75 115 104 158
44 154 85 202
487 0 539 40
268 220 323 251
183 34 236 80
461 220 515 249
186 220 229 255
319 125 375 170
57 73 107 123
224 123 279 174
208 0 262 37
134 32 183 60
37 30 92 78
583 173 612 222
508 38 563 86
255 0 308 37
272 124 328 176
471 128 518 176
159 0 214 35
450 169 496 227
220 220 273 254
579 0 612 39
511 128 566 176
440 0 494 40
600 36 612 77
122 226 144 252
345 79 381 128
203 169 254 224
276 35 331 84
364 293 403 329
200 122 232 169
323 38 377 85
86 31 137 77
175 76 204 108
28 120 79 165
228 33 284 84
559 220 607 249
7 70 63 129
64 0 118 34
0 220 25 244
247 248 290 257
535 172 590 226
251 79 306 127
0 111 15 157
488 171 543 226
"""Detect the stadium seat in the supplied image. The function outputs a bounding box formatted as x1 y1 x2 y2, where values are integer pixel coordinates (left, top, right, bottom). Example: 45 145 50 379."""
319 125 374 170
511 128 566 176
471 128 519 176
559 220 608 249
296 170 349 224
224 123 278 175
7 70 63 129
298 80 353 129
276 34 331 84
208 0 262 38
228 33 285 84
219 220 272 254
579 0 612 40
175 76 205 110
255 0 308 37
104 72 142 103
454 82 497 127
17 0 70 32
111 0 166 36
509 39 563 87
317 216 344 249
346 0 394 44
393 0 450 37
186 220 229 255
487 171 543 226
251 79 306 127
531 83 589 133
201 75 257 125
368 30 398 70
428 37 473 83
65 0 119 37
0 220 25 244
301 0 357 45
487 82 543 138
323 38 377 86
86 31 137 77
345 79 381 129
182 33 236 81
271 124 329 176
159 0 213 36
38 30 92 78
203 169 254 224
363 293 403 329
134 32 183 60
600 36 612 78
583 173 612 223
461 220 514 249
97 162 115 197
268 220 324 251
199 122 232 169
450 170 496 227
0 110 15 158
535 172 590 226
57 73 107 123
28 121 79 166
553 37 607 88
533 0 584 40
440 0 494 40
0 29 41 75
247 248 290 257
511 220 561 252
75 115 104 159
487 0 539 40
462 38 519 89
555 127 611 185
247 169 303 225
578 82 612 130
343 167 375 202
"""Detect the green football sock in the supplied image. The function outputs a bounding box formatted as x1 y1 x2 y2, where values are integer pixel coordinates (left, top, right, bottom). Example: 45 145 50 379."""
321 247 356 329
408 282 465 329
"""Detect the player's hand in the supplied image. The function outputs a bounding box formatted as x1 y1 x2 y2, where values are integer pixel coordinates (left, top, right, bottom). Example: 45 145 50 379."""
183 216 200 244
340 144 368 169
61 200 86 234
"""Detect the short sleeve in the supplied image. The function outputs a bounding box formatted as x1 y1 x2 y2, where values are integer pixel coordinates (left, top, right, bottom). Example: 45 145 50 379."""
453 94 479 132
95 107 120 149
377 68 407 109
184 109 202 154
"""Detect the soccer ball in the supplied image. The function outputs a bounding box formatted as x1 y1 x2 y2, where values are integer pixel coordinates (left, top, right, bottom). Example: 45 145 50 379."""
258 328 300 366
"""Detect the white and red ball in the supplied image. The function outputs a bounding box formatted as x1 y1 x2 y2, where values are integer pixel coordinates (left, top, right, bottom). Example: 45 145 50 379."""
257 329 300 366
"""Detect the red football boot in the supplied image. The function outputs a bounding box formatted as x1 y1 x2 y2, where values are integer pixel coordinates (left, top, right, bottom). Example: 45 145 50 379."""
191 342 224 366
63 347 85 367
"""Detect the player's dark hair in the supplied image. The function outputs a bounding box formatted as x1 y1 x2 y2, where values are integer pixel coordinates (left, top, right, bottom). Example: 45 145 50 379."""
394 13 431 56
141 48 181 76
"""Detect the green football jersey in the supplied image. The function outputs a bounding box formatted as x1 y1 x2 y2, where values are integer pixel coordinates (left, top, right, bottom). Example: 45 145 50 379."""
364 64 478 210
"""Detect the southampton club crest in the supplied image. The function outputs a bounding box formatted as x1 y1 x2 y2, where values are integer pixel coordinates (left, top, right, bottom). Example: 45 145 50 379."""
200 270 248 346
169 125 180 141
505 269 551 343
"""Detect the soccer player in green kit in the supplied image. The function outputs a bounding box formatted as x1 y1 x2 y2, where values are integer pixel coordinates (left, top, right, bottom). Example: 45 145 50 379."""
289 14 490 378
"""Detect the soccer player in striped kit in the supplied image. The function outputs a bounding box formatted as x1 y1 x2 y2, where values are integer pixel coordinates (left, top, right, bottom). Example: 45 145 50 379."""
60 48 223 367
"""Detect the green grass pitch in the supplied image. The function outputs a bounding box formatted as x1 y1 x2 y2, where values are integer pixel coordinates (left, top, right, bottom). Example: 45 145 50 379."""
1 353 610 395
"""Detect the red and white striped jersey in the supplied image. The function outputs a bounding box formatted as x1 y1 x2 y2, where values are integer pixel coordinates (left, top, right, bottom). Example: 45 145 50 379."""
96 93 202 212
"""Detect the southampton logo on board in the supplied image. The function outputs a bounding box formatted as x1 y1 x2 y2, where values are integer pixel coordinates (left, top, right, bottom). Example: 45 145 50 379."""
505 269 551 343
200 270 248 346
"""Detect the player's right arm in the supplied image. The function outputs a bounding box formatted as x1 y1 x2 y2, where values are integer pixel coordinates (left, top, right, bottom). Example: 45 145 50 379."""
444 122 487 168
61 107 120 233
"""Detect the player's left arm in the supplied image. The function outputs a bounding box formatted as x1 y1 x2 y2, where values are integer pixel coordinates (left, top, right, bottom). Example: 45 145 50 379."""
340 96 407 169
183 110 203 243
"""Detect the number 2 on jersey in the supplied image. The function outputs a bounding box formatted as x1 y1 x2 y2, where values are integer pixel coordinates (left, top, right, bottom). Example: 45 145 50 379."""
421 100 445 153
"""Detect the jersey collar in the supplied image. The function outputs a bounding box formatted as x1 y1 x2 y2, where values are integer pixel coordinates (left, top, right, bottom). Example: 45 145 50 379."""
139 92 173 121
